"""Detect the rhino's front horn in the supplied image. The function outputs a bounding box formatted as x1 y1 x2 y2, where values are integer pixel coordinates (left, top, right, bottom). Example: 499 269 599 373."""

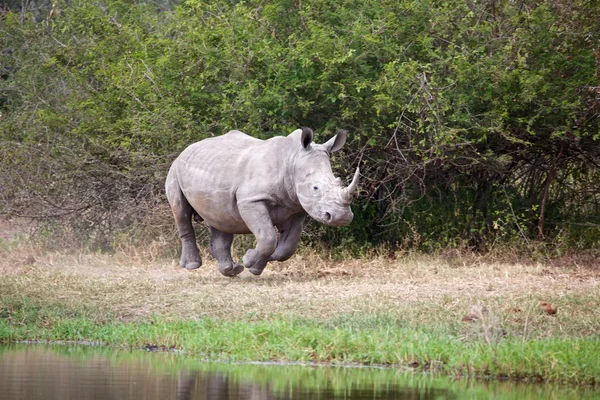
342 167 360 204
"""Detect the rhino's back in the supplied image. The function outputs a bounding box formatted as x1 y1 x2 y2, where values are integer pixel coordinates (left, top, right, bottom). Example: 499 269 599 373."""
172 130 295 233
178 130 261 165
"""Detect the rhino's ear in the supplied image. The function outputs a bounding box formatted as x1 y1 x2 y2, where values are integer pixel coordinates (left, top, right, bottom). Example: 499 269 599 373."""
323 129 348 153
301 127 314 149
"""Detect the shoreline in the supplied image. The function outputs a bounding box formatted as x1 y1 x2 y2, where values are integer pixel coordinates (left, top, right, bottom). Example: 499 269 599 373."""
1 248 599 386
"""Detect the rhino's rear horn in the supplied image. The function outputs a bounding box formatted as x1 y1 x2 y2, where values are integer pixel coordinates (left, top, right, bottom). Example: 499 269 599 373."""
342 167 360 203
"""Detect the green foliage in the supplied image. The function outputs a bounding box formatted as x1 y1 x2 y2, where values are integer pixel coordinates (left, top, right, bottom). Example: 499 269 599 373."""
1 0 598 252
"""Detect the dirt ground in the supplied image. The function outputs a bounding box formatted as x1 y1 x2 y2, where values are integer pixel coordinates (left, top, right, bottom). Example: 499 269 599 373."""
0 218 37 241
2 240 599 338
1 214 598 335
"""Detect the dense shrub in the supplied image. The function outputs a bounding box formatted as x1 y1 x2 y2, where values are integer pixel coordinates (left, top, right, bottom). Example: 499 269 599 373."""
1 0 599 253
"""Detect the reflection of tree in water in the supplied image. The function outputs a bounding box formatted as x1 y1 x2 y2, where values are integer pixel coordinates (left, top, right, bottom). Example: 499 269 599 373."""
0 346 471 400
4 345 588 399
178 369 274 400
176 369 455 400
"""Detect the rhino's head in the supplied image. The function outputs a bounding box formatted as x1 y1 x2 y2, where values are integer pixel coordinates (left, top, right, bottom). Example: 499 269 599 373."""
293 127 359 227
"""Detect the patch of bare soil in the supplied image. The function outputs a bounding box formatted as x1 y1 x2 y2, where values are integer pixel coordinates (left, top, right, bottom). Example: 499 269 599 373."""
1 246 599 337
0 217 37 241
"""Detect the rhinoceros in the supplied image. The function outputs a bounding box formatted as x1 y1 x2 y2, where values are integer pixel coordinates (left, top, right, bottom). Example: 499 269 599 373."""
165 127 359 277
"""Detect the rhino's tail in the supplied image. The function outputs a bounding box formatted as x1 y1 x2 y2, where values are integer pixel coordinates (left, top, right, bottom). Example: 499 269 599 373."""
166 166 203 224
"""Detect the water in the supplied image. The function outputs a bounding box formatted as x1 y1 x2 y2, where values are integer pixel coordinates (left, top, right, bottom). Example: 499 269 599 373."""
0 344 597 399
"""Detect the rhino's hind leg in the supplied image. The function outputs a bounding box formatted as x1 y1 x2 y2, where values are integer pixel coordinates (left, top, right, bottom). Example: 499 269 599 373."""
174 204 202 270
166 173 202 270
209 227 244 277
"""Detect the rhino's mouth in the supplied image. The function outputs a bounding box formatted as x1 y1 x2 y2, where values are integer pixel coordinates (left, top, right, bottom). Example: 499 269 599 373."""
317 209 353 227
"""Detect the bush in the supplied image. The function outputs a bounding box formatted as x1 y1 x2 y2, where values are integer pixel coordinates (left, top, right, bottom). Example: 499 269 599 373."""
1 0 598 254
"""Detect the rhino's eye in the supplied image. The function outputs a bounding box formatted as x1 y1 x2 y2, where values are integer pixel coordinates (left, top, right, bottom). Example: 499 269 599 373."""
313 185 319 191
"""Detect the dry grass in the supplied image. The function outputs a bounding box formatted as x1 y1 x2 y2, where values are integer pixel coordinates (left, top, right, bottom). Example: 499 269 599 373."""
1 242 599 340
3 239 600 384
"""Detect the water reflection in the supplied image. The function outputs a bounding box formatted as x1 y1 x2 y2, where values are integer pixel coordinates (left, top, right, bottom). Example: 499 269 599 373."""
175 368 454 400
0 344 596 400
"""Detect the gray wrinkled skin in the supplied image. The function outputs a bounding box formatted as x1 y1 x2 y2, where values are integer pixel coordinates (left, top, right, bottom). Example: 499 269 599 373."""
165 127 359 277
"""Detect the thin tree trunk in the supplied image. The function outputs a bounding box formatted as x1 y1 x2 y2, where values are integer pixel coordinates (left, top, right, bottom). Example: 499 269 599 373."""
537 169 554 240
537 143 565 240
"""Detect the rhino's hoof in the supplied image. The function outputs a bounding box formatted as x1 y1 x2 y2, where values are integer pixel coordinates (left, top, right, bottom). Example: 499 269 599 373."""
220 263 244 277
248 267 265 276
182 262 201 270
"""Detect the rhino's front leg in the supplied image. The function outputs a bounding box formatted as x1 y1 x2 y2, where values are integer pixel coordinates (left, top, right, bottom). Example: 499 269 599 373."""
209 227 244 277
238 202 277 275
269 214 306 262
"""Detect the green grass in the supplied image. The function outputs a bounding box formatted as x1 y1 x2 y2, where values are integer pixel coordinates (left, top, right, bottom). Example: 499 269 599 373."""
1 295 598 386
1 247 599 387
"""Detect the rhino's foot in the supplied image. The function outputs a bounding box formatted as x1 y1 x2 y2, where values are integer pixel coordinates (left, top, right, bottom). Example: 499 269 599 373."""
243 249 268 276
180 261 201 270
219 262 244 277
247 266 265 276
